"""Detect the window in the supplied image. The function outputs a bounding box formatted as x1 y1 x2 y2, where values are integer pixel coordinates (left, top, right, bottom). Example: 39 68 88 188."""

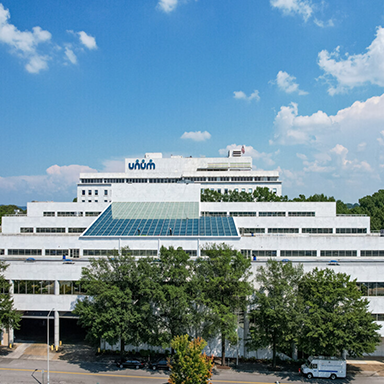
336 228 367 234
20 227 33 233
357 283 384 297
43 212 55 217
88 190 92 196
0 249 4 255
59 281 86 295
241 250 277 257
83 249 115 256
68 228 86 233
129 250 158 257
13 280 54 294
320 250 357 257
36 228 65 233
281 250 317 257
8 249 42 255
371 314 384 321
302 228 333 234
45 249 69 256
361 250 384 257
82 190 85 196
259 212 286 217
201 211 227 217
288 212 315 217
268 228 299 233
253 250 277 257
58 212 82 217
95 190 98 196
230 212 257 217
85 212 101 216
248 188 252 193
239 228 265 235
104 190 108 196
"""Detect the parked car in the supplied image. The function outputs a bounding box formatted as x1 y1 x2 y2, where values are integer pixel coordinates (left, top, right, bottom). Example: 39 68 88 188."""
116 359 145 369
150 358 171 371
25 257 36 262
63 259 75 264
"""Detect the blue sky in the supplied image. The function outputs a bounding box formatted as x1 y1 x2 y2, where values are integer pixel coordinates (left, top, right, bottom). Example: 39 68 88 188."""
1 0 384 205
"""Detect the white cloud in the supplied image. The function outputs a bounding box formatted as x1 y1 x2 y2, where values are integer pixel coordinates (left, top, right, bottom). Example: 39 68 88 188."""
219 144 276 166
314 18 334 28
0 4 97 73
233 90 260 102
318 27 384 94
357 142 367 152
158 0 179 13
275 71 308 95
181 131 211 142
0 164 97 202
272 94 384 146
0 3 51 73
270 0 313 22
78 31 97 50
64 46 77 64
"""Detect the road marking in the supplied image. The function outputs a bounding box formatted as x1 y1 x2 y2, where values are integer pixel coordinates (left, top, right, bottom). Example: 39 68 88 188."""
0 367 283 383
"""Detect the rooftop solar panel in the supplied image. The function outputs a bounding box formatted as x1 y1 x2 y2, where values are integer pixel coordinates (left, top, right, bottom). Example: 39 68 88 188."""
82 202 238 238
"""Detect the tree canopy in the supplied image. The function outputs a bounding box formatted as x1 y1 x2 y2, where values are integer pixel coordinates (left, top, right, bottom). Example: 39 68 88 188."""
0 205 26 226
168 335 213 384
248 259 303 367
196 243 253 365
74 250 158 354
298 268 381 357
0 261 21 333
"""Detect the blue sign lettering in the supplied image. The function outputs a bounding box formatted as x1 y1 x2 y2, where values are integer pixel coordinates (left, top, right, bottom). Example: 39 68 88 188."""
128 159 155 170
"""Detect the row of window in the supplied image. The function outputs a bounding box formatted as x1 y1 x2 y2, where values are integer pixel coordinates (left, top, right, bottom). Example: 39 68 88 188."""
239 227 367 235
44 211 101 217
80 177 279 184
3 249 196 257
202 211 315 217
371 314 384 321
4 248 384 258
12 280 86 295
21 227 86 234
82 190 108 196
240 249 370 257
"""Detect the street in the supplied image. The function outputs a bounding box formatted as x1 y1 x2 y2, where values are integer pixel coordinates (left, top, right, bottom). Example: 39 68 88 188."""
0 358 382 384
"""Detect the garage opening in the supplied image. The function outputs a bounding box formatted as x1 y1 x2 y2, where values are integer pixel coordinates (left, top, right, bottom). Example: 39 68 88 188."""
14 311 86 344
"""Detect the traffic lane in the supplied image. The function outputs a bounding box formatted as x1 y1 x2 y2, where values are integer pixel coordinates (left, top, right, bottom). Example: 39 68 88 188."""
0 359 381 384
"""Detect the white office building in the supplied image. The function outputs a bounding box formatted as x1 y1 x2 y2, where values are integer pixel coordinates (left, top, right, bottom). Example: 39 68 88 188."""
1 151 383 356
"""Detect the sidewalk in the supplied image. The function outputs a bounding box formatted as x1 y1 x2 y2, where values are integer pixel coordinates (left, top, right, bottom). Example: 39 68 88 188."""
347 357 384 377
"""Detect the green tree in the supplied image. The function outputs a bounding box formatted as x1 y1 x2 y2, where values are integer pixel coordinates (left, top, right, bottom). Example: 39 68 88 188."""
298 268 381 357
0 261 21 335
152 246 196 349
248 259 303 368
253 187 288 202
196 243 252 366
168 335 214 384
74 249 158 355
0 205 26 226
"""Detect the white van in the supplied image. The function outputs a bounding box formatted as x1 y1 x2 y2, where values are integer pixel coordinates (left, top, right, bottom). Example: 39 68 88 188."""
301 356 346 379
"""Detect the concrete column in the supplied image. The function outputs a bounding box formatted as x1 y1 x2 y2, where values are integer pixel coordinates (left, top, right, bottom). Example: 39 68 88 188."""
55 280 60 295
54 311 59 348
9 280 14 294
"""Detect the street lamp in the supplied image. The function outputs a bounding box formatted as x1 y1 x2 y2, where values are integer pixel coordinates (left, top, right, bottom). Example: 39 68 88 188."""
47 308 54 384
